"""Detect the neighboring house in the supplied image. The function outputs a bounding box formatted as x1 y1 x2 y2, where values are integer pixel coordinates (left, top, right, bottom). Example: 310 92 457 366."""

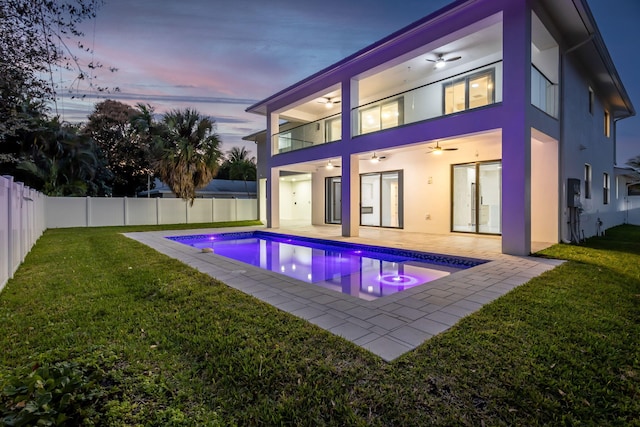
244 0 635 255
138 179 256 199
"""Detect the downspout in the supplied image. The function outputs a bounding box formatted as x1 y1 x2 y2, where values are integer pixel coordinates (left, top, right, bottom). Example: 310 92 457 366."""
559 35 595 243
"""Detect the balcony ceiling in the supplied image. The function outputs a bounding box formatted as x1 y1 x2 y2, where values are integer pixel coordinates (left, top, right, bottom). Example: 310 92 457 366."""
281 22 502 122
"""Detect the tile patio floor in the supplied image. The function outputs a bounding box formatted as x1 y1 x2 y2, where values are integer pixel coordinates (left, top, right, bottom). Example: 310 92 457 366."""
125 225 563 361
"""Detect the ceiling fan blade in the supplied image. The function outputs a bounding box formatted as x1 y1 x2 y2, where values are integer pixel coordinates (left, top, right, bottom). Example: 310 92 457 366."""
445 56 461 62
443 147 458 151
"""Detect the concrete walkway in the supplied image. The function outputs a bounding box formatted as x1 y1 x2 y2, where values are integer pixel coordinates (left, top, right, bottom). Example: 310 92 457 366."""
125 226 563 361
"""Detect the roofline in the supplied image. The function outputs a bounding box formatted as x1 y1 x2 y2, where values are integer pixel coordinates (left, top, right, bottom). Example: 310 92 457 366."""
573 0 635 118
246 0 634 119
245 0 474 115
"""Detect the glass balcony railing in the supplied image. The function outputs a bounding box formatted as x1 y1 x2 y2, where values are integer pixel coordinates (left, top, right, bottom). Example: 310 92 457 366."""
531 65 558 118
273 113 341 154
272 61 504 153
352 61 503 136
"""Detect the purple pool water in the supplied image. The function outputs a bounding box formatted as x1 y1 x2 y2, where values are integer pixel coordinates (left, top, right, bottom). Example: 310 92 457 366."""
168 232 481 301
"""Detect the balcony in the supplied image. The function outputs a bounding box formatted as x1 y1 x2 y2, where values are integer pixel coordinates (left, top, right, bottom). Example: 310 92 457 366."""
273 113 341 154
352 61 503 137
531 65 558 118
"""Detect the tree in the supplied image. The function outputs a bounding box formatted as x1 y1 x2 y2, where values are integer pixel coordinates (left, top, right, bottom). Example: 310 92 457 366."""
152 109 222 204
0 0 115 124
83 100 154 196
17 118 109 196
217 146 257 196
628 155 640 174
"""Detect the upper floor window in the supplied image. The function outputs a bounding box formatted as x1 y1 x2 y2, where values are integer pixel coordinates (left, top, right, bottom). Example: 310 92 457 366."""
604 111 611 138
603 173 610 204
584 164 592 199
444 69 494 115
325 116 341 142
588 87 595 114
360 98 403 134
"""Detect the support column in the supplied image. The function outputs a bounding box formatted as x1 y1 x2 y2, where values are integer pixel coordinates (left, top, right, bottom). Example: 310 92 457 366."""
340 78 359 237
501 0 532 255
341 154 359 237
266 111 280 229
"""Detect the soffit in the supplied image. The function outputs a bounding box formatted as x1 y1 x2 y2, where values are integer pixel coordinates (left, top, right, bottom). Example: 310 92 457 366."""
539 0 634 118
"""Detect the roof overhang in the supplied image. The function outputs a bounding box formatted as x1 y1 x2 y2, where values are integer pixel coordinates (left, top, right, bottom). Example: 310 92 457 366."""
246 0 634 121
539 0 634 119
245 0 473 116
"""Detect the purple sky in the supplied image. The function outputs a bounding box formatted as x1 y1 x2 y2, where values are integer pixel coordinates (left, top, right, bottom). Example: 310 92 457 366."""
58 0 639 165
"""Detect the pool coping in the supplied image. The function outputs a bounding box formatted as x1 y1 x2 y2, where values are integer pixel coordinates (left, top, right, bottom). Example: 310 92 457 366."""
124 226 564 362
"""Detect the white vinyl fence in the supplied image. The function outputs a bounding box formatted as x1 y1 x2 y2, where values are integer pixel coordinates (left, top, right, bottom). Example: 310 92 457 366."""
45 196 258 228
2 174 258 292
1 176 46 291
626 196 640 226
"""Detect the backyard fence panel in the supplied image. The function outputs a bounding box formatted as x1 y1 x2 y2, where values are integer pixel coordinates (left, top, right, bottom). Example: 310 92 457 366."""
158 199 188 224
127 198 158 225
628 197 640 225
187 199 214 223
0 177 9 290
89 197 126 227
45 197 88 228
8 180 22 276
236 199 258 221
213 199 235 222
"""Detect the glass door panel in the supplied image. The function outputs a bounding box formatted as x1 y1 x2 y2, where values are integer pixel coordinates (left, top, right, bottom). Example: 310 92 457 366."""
452 164 476 232
478 162 501 234
381 172 401 227
360 174 380 226
452 161 501 234
325 177 341 224
469 73 493 109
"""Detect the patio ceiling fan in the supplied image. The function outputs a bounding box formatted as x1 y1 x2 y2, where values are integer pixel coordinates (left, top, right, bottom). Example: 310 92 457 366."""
318 97 341 109
324 159 340 169
426 53 461 69
362 152 387 163
427 141 458 155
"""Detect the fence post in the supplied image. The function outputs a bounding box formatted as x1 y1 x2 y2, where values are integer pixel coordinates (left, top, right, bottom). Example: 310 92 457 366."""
234 198 238 221
124 197 128 226
86 196 91 227
156 198 160 224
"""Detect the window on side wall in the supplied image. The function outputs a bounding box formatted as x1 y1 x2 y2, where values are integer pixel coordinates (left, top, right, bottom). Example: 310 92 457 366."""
604 111 611 137
584 164 592 199
603 173 610 204
444 69 495 115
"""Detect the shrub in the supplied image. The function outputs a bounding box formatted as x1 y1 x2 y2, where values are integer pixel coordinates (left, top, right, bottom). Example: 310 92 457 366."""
0 361 105 426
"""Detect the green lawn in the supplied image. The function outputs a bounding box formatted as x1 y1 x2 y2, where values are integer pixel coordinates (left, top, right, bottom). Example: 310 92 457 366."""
1 222 638 426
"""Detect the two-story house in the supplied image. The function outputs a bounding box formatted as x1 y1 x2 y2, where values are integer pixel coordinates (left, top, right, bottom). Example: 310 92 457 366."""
245 0 634 256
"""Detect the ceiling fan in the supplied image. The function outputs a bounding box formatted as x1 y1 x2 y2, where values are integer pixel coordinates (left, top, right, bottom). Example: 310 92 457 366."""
427 141 458 155
426 53 461 69
318 97 341 108
324 159 340 169
362 152 387 163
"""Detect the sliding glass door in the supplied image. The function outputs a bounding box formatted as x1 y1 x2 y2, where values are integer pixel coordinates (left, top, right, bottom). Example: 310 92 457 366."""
452 161 501 234
360 171 402 228
325 177 341 224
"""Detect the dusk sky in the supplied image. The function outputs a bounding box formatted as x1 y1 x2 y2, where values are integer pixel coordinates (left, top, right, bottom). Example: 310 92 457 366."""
58 0 639 165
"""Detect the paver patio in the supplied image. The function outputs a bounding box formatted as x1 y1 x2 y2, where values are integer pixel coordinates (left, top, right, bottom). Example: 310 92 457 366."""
125 225 563 361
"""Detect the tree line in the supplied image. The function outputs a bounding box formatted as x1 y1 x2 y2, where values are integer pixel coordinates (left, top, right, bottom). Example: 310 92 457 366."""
1 0 255 203
0 99 257 201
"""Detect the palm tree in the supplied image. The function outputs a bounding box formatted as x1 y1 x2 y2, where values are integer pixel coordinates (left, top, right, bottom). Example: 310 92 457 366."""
152 108 222 204
225 146 256 197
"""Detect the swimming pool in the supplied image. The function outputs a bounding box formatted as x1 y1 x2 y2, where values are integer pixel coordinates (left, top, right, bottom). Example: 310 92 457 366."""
167 231 487 300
